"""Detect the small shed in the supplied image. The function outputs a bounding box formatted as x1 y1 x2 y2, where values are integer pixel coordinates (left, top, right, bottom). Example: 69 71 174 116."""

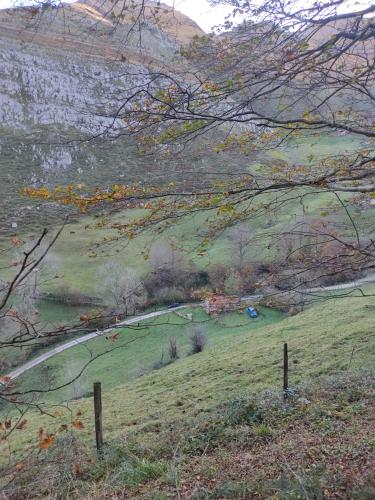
204 293 241 316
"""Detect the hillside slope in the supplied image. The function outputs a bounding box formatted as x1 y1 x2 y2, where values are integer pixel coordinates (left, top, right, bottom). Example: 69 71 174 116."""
0 1 203 234
1 295 374 497
4 293 374 447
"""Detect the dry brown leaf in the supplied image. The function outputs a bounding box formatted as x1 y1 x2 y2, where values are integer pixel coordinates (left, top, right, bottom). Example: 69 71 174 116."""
39 435 54 449
107 332 119 343
38 428 55 449
11 238 23 247
15 419 27 430
72 419 84 430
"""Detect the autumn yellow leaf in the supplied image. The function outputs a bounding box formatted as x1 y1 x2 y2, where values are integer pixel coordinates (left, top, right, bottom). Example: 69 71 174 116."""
38 428 55 449
11 237 23 247
15 419 27 430
72 419 84 430
39 435 54 449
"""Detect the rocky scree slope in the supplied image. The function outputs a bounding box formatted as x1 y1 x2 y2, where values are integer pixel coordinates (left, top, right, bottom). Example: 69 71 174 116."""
0 1 204 234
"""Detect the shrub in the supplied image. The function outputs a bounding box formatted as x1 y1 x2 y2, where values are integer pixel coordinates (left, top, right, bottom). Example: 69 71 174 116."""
192 481 254 499
152 286 187 305
224 399 263 426
97 262 147 315
253 423 274 440
207 262 231 292
84 308 113 329
44 285 100 305
168 337 179 360
145 240 207 302
260 286 306 314
189 327 207 354
109 458 167 487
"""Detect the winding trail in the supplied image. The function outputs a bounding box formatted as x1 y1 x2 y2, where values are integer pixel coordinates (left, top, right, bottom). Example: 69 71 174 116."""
301 273 375 293
3 273 375 383
5 307 188 382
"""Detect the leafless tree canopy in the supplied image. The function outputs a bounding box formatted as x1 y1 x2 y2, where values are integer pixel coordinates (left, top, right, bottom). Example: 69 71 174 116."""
98 260 147 313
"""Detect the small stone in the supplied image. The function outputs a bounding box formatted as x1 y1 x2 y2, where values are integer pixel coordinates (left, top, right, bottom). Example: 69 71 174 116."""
297 397 311 405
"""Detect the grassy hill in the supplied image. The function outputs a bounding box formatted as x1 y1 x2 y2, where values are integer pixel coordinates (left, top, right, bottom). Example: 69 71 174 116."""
11 306 284 404
2 134 368 294
2 293 374 497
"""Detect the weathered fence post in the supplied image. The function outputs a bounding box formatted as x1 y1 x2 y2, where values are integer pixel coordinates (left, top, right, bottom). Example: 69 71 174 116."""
93 382 103 452
283 343 288 399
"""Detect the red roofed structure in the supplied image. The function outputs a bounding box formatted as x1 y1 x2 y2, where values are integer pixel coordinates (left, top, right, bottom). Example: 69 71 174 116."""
204 293 241 316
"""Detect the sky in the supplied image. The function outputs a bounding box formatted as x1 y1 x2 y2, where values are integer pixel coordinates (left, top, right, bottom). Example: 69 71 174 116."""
162 0 232 32
0 0 372 32
0 0 233 32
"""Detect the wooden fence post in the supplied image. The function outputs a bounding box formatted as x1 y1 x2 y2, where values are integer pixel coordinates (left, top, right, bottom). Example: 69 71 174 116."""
93 382 103 452
283 343 288 399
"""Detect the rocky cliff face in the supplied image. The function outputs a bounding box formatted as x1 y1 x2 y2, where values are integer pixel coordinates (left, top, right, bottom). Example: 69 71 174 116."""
0 0 204 134
0 1 204 234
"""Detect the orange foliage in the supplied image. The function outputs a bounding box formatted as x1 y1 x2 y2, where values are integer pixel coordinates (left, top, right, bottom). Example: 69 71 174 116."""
72 419 84 430
38 428 55 449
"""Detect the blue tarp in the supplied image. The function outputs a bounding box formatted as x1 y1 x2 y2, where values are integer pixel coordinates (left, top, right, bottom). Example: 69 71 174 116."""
247 306 258 318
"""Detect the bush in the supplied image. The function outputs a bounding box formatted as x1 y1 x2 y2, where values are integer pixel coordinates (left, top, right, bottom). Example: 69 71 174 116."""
207 263 231 292
189 327 207 354
145 240 206 302
43 286 101 305
260 286 306 314
152 286 188 305
192 481 254 499
168 337 179 360
109 458 167 487
83 308 114 330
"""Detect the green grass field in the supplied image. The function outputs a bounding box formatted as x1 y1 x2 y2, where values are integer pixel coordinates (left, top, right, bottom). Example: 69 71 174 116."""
11 306 284 404
0 132 369 301
4 292 374 456
2 279 374 499
29 189 373 300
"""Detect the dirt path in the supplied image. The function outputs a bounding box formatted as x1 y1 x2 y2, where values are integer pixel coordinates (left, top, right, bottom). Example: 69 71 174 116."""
301 273 375 293
4 275 375 383
5 306 187 382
